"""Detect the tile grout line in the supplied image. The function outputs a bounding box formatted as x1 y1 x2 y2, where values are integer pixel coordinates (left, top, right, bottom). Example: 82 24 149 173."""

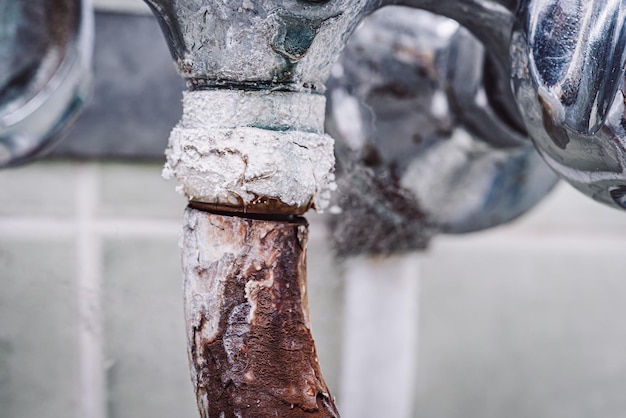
76 162 107 418
3 215 626 241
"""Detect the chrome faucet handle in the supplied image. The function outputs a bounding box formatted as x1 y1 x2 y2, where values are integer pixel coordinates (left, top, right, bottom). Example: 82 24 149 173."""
511 0 626 210
144 0 525 132
0 0 93 167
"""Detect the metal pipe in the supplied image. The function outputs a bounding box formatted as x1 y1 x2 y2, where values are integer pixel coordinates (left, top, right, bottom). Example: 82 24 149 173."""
142 0 626 415
182 208 339 417
141 1 552 416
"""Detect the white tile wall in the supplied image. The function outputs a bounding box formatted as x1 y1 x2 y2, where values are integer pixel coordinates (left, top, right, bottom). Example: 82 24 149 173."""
416 183 626 418
1 161 626 418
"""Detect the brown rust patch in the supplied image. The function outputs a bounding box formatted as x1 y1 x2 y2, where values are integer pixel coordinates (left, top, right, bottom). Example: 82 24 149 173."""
538 93 570 150
183 208 339 417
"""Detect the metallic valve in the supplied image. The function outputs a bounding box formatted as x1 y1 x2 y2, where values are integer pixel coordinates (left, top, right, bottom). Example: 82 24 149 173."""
511 0 626 210
143 0 523 128
143 0 535 217
0 0 93 167
3 0 626 216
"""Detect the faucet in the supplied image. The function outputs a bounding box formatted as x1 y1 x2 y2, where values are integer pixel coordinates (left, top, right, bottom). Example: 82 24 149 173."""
4 2 625 210
3 0 626 416
140 1 556 416
511 0 626 210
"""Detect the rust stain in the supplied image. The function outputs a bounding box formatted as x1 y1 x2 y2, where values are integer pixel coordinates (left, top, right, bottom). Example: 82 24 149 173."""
189 197 312 216
184 208 339 417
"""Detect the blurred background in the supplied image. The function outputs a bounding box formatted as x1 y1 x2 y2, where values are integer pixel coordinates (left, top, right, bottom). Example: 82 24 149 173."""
2 1 626 418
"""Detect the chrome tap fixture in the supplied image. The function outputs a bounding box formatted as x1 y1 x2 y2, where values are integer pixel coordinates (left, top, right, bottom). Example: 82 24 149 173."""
511 0 626 210
2 0 626 215
142 0 539 221
0 0 92 167
143 0 521 122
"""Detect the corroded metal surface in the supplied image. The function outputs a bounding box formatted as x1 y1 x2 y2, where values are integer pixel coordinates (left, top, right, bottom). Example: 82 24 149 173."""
163 90 336 214
144 0 528 213
182 207 339 417
144 0 374 93
143 0 520 123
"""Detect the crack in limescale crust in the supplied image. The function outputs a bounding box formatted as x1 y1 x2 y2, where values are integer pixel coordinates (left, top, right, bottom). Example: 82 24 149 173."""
163 90 336 213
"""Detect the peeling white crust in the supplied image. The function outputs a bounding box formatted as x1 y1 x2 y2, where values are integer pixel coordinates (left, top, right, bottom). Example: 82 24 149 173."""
164 90 336 212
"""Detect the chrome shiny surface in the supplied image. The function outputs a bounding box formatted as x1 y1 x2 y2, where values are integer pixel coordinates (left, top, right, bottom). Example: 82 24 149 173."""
0 0 93 167
523 0 626 135
512 0 626 211
327 7 558 252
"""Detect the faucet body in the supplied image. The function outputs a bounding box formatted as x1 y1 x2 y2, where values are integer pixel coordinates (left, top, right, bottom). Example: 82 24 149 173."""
3 0 625 212
145 0 375 93
3 0 626 416
326 7 558 256
146 0 530 216
143 1 543 416
154 0 626 217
